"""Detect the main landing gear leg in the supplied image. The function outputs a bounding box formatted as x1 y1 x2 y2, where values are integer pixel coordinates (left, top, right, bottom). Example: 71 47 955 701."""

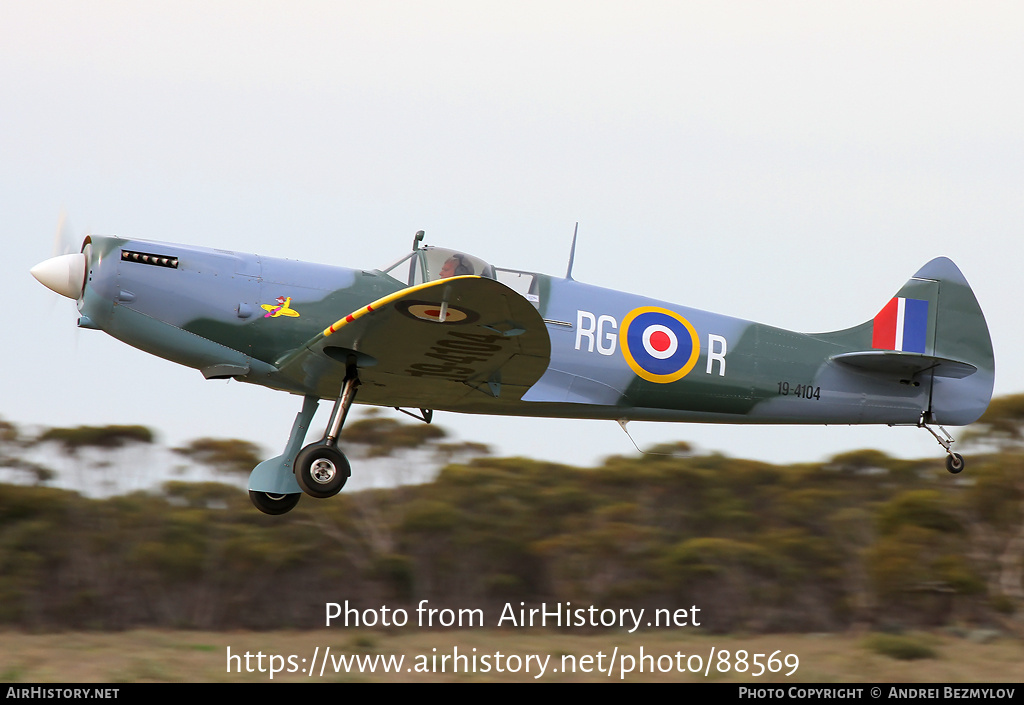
248 394 320 515
295 371 360 498
918 413 965 474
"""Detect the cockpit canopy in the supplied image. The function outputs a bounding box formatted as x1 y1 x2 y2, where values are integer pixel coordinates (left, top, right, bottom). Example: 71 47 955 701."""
380 244 540 305
381 246 495 286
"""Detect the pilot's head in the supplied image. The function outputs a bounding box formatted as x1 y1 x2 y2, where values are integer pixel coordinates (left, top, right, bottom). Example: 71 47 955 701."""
439 254 472 278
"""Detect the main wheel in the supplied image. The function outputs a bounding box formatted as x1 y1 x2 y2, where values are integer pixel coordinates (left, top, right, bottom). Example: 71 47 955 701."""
249 490 301 515
945 453 965 474
295 444 350 498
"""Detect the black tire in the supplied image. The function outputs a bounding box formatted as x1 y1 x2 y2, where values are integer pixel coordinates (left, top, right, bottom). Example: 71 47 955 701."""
295 444 350 498
249 490 301 515
946 453 965 474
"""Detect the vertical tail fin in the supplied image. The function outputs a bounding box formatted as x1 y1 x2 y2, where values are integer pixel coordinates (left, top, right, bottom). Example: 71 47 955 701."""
829 257 994 425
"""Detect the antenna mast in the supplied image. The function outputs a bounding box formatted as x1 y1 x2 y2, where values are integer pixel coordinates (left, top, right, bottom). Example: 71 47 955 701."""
565 222 579 280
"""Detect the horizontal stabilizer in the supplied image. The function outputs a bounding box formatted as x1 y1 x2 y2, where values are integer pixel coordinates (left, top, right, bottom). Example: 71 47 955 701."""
831 351 977 379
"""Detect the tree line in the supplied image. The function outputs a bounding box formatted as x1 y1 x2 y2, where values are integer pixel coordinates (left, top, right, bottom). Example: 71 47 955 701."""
0 397 1021 633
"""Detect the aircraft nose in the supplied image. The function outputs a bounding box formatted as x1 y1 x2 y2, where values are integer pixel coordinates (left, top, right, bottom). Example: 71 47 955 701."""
31 252 87 299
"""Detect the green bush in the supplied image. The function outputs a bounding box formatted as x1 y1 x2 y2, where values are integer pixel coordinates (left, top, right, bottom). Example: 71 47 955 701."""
863 633 937 660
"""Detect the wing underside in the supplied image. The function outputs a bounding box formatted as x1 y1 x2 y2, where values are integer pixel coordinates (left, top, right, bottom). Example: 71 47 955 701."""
274 276 551 407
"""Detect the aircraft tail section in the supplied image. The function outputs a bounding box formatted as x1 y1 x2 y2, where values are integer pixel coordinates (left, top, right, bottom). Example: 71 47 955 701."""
825 257 994 425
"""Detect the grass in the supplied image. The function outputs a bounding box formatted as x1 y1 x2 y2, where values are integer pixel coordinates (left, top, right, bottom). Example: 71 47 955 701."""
0 629 1020 683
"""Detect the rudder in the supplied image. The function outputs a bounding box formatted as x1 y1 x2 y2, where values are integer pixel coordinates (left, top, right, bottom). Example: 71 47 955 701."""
912 257 995 425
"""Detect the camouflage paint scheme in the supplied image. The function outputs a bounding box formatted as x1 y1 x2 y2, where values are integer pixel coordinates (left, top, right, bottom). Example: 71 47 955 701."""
47 234 994 506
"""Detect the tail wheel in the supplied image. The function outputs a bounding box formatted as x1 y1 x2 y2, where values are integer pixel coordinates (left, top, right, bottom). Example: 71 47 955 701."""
295 444 350 498
945 453 965 474
249 491 301 515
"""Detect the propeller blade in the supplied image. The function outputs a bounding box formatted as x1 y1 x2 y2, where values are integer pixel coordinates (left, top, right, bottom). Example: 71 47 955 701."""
53 210 79 256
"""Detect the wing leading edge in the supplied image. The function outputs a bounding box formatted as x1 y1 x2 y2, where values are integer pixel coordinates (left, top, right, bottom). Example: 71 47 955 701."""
274 275 551 408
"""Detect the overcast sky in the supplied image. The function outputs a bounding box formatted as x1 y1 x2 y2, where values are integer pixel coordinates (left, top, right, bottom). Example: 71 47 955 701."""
3 2 1022 472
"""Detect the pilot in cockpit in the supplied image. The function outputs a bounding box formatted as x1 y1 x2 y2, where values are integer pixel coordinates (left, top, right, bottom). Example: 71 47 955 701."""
438 253 473 279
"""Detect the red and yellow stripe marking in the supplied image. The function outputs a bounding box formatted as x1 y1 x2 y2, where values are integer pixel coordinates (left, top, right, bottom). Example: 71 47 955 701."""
322 275 479 337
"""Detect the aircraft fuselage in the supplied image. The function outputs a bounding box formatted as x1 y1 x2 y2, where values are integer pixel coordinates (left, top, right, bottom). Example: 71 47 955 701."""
70 234 992 429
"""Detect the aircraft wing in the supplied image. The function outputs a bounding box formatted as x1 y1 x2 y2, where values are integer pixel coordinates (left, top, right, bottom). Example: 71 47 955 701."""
274 276 551 407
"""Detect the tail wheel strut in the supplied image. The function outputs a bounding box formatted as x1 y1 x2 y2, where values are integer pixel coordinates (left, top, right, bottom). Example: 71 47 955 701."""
918 413 965 475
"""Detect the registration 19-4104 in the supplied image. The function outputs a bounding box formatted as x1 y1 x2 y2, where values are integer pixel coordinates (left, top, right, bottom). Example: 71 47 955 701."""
777 382 821 400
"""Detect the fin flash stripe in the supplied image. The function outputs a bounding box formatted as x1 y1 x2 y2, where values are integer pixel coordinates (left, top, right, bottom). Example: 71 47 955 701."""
872 297 928 353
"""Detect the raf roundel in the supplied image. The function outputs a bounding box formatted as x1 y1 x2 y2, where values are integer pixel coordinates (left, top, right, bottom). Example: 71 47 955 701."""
395 300 479 325
621 307 701 383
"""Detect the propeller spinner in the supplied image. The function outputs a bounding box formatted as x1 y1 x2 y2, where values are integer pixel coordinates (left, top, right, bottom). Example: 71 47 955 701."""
31 252 87 299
